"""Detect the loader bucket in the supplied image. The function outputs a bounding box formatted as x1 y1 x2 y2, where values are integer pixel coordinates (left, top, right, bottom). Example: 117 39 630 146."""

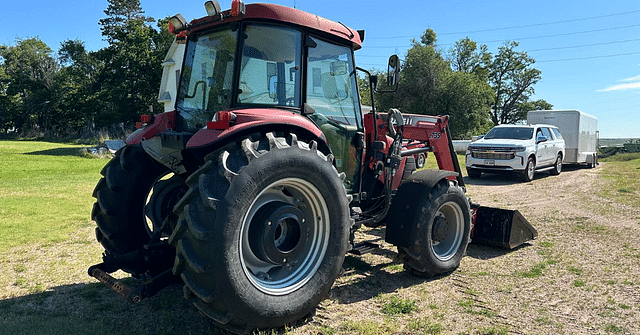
471 206 537 249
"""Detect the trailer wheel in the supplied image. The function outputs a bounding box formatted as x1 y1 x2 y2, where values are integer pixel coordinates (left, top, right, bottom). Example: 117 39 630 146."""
170 133 349 334
550 153 562 175
91 145 186 275
522 157 535 182
398 180 470 278
416 153 426 169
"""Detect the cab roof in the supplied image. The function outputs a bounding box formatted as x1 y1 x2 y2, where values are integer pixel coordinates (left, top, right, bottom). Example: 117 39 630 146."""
187 3 363 50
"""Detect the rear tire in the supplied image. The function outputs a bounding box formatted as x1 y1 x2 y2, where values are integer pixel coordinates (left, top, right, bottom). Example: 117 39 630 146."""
398 180 471 278
91 145 187 275
550 153 562 175
170 133 350 334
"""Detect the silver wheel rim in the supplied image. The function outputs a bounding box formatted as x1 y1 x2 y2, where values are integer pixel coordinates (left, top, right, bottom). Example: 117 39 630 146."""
556 156 562 172
430 201 465 261
527 160 535 180
240 178 330 295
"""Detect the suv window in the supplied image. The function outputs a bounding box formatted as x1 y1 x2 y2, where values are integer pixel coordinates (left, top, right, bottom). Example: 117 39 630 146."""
541 127 553 140
551 128 563 139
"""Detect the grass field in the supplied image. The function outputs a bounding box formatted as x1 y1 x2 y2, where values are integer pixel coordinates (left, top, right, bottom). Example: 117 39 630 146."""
0 140 638 334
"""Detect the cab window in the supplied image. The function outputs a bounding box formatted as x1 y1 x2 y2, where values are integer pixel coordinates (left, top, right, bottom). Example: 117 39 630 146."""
305 37 361 128
237 24 302 107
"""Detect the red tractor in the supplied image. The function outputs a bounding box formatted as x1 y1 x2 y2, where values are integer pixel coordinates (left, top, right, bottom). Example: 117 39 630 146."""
89 2 536 333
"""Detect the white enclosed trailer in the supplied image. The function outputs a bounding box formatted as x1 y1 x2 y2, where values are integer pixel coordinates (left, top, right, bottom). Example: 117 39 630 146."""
527 110 598 167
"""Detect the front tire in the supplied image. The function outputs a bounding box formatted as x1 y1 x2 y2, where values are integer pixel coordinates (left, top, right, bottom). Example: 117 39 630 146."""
522 157 535 182
398 180 471 278
466 168 481 179
170 133 350 334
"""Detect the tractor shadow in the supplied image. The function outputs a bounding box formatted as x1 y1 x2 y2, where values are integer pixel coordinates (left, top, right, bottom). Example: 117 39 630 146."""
332 227 535 305
0 280 228 334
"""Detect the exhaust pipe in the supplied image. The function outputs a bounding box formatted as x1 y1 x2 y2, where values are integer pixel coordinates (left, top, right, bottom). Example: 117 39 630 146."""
471 206 538 249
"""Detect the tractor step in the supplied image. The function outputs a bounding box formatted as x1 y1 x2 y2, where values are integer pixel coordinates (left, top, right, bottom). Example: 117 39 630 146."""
349 241 379 255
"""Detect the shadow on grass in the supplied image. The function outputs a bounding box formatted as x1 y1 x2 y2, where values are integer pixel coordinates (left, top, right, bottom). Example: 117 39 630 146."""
24 147 85 157
0 280 228 335
465 242 533 260
464 164 589 186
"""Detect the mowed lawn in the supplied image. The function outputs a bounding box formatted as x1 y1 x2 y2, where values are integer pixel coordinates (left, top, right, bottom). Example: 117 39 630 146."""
0 140 107 251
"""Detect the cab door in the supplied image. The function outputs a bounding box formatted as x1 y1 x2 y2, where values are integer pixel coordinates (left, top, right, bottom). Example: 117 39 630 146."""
305 36 363 193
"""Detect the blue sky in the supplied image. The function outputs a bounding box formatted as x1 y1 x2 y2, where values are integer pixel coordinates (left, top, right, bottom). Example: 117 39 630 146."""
2 0 639 138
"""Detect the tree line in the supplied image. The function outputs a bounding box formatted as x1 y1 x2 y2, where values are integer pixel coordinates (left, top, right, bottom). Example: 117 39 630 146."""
361 29 552 139
0 0 172 137
0 1 550 139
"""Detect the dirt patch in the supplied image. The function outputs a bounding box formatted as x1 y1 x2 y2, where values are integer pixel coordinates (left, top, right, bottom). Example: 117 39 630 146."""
306 164 640 334
1 164 638 335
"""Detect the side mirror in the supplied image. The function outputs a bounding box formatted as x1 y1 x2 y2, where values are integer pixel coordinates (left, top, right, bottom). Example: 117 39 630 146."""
536 135 548 144
387 55 400 88
268 76 277 99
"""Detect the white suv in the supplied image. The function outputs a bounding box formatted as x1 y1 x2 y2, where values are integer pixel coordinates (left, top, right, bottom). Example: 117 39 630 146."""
465 124 565 182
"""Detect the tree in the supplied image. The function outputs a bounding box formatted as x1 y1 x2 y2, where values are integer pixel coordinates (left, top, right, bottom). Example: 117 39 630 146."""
99 0 154 44
512 98 553 122
0 37 59 134
95 0 173 128
56 39 105 133
370 30 492 138
448 37 491 80
487 41 542 125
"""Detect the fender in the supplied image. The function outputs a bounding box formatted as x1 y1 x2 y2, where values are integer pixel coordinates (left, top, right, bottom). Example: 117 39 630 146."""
186 109 327 149
385 170 459 247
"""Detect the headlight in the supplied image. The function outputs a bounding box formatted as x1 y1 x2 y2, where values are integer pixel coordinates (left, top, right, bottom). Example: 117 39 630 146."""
513 146 526 152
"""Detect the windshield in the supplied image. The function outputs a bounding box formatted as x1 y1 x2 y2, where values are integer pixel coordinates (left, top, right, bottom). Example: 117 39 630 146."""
176 29 237 130
484 127 534 140
237 24 302 107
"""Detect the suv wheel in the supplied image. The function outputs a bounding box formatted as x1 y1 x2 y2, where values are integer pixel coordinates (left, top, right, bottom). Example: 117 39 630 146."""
522 157 535 182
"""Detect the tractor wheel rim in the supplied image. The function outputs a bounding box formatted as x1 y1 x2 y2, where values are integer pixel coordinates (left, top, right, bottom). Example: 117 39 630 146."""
430 201 464 261
240 178 330 295
144 172 183 237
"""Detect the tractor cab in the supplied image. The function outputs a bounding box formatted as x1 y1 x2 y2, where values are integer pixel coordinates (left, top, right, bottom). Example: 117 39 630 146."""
168 2 399 193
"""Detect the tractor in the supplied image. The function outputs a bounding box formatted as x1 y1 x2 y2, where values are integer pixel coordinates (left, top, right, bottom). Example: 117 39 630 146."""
89 2 536 333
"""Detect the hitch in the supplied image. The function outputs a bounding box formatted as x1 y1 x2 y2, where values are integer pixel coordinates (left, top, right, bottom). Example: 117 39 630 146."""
89 265 177 303
87 242 179 303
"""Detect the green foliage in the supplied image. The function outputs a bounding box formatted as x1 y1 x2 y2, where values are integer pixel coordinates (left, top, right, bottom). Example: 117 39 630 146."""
0 0 172 137
519 262 546 278
371 34 493 139
487 41 542 125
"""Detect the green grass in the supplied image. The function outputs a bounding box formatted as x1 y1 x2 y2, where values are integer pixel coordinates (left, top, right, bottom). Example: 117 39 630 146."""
598 156 640 208
380 295 419 315
0 140 108 251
